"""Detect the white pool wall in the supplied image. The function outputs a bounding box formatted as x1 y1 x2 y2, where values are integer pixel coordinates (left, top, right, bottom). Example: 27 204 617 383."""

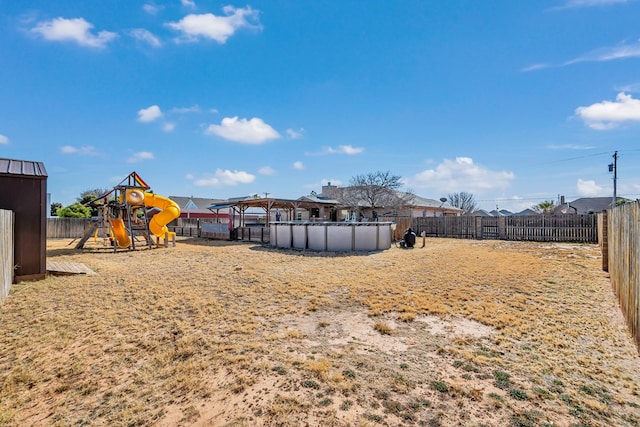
270 222 393 251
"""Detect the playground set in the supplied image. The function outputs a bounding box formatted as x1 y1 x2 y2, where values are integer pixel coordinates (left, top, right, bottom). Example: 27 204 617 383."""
75 172 180 251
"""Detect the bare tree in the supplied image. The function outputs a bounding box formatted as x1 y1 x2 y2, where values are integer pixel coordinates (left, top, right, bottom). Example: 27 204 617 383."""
447 192 478 215
340 171 414 218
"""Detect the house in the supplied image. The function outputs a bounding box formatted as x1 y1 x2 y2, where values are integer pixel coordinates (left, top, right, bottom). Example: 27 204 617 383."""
169 196 229 219
472 209 494 217
404 195 462 217
472 208 537 217
513 208 538 216
320 183 461 219
554 196 619 215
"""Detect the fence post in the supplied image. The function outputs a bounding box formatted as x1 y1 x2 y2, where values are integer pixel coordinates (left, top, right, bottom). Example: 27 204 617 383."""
498 217 506 239
601 210 608 272
475 216 483 239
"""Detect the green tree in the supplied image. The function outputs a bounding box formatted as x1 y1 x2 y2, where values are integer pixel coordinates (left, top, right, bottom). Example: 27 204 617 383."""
78 188 110 216
50 202 63 216
57 203 91 218
534 200 556 214
446 192 478 216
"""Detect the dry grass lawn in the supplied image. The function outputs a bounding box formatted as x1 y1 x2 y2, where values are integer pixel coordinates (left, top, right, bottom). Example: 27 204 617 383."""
1 237 639 426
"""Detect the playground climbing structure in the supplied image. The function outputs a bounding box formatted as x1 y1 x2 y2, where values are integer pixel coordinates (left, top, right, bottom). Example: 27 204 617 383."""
75 172 180 251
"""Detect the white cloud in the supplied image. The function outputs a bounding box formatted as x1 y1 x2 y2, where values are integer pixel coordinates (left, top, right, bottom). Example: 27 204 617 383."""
143 4 163 15
130 28 161 47
194 169 255 187
525 38 640 71
555 0 627 9
521 63 550 72
137 105 163 123
285 128 304 139
59 145 99 156
185 173 195 180
258 166 276 175
205 116 280 143
577 178 606 196
546 144 595 150
162 122 175 132
564 39 640 65
293 161 305 170
326 145 365 155
616 82 640 93
31 17 117 48
181 0 196 8
127 151 154 163
407 157 515 194
575 92 640 129
0 134 9 144
166 6 260 44
305 144 366 156
171 105 201 114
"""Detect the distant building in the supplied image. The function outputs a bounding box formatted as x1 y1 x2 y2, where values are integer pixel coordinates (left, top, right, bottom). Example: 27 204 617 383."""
170 196 229 219
472 209 494 217
554 196 621 215
472 208 538 217
513 208 538 216
320 183 461 219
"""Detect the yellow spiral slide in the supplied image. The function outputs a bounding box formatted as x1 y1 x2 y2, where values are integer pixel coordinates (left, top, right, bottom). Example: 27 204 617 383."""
110 191 181 248
142 193 181 237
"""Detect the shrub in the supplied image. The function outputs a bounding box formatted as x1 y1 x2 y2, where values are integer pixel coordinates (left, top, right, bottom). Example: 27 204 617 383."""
57 203 91 218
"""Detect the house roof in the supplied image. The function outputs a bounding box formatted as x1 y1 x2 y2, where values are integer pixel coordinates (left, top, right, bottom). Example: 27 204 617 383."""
297 195 340 204
473 209 494 217
409 195 458 210
514 208 538 216
169 196 228 214
554 197 614 215
0 157 47 177
319 186 462 213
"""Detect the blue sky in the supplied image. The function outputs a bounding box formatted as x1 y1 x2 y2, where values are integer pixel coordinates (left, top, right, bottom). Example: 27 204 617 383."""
2 0 640 212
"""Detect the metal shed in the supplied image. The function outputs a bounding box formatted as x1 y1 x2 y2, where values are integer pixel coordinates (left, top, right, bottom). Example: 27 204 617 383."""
0 158 48 282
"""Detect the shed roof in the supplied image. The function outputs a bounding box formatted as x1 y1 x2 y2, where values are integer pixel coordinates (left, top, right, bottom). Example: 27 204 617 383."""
0 158 47 177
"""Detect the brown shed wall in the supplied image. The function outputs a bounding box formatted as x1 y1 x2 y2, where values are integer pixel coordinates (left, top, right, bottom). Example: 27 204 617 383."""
0 159 47 282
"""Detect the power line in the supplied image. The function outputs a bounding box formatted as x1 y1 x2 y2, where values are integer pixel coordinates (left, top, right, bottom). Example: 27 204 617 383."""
548 150 612 164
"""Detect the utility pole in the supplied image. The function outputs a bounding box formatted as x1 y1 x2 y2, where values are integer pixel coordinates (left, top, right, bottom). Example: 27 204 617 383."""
609 151 618 208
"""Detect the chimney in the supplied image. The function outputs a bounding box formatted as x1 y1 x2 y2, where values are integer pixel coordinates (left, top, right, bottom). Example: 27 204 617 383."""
322 182 337 198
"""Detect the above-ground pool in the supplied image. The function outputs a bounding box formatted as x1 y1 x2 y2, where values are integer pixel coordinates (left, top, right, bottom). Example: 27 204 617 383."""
270 221 393 251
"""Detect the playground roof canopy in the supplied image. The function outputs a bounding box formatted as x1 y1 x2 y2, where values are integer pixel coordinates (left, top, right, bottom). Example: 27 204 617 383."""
207 196 339 212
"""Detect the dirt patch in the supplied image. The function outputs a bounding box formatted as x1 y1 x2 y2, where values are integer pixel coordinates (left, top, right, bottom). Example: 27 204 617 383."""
0 238 639 426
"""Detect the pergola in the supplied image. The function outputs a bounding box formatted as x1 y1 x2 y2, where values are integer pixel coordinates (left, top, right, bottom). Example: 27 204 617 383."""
208 197 340 227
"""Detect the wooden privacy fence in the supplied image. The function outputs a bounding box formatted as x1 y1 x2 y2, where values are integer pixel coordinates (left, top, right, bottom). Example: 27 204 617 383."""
47 218 91 238
605 202 640 350
379 217 413 240
414 214 597 243
1 209 14 302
